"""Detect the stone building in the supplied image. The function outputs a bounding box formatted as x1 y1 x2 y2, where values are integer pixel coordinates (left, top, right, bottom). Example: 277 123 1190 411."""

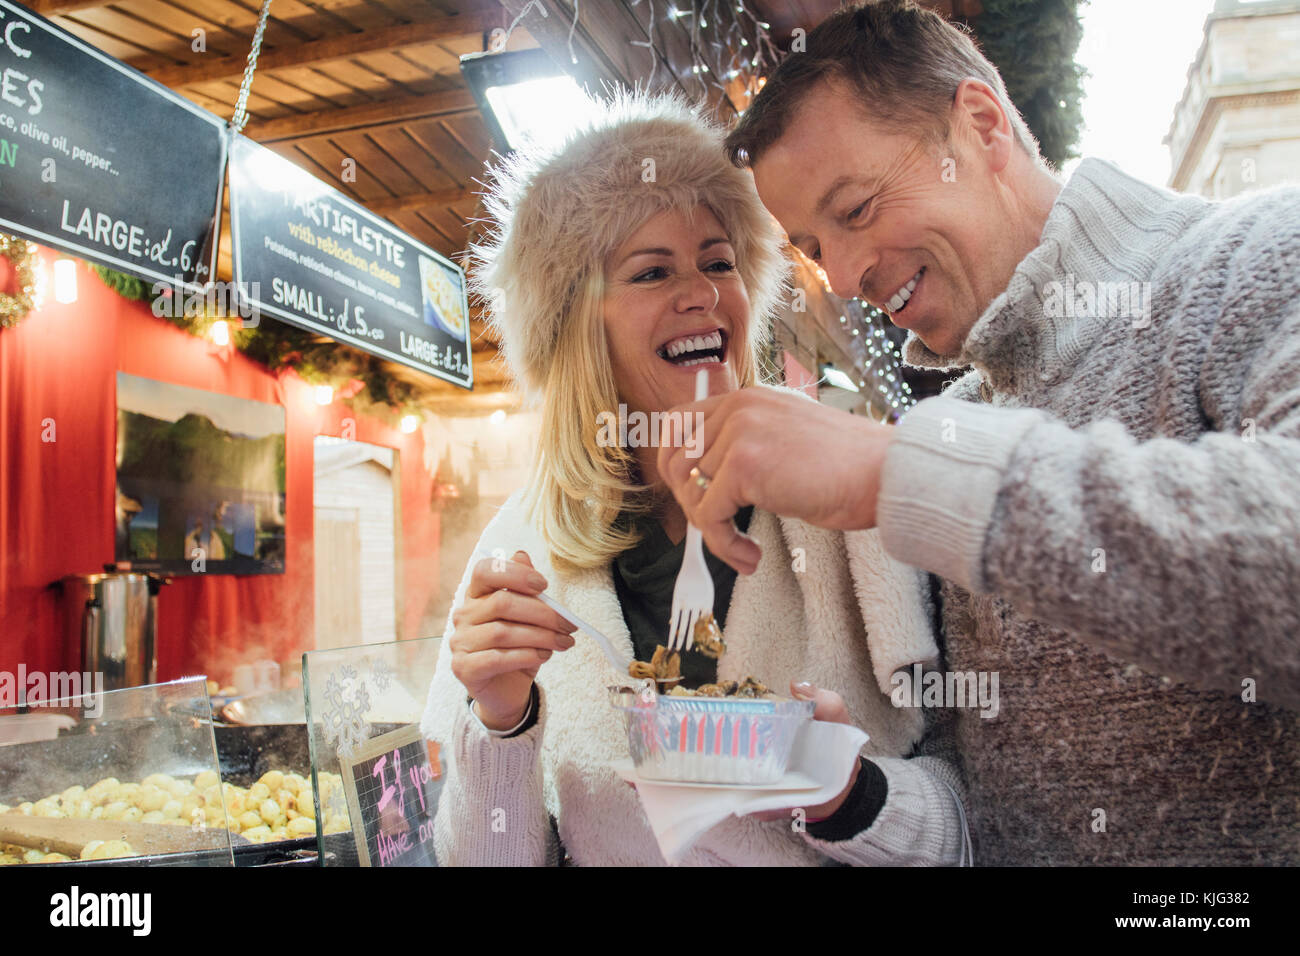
1167 0 1300 196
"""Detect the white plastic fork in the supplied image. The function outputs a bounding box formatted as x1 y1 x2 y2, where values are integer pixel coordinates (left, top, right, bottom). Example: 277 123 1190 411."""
667 368 715 653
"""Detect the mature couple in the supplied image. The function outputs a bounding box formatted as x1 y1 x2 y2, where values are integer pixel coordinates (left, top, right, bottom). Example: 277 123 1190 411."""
422 0 1300 866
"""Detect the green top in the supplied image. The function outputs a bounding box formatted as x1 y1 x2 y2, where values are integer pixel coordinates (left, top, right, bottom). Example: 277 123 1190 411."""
611 506 754 688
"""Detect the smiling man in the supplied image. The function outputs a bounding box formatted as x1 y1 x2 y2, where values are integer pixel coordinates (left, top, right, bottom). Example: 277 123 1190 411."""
658 0 1300 865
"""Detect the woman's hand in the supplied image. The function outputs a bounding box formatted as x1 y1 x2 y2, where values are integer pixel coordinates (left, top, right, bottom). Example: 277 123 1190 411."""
748 681 862 823
449 550 578 731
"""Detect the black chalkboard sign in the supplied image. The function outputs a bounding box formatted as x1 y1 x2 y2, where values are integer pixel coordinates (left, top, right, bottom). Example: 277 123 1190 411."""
0 0 225 290
339 724 438 867
227 134 473 389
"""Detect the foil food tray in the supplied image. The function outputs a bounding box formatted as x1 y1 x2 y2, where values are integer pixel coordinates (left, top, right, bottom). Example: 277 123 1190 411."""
609 686 813 785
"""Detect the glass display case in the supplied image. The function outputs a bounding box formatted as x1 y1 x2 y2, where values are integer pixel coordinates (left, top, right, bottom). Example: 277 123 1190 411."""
0 677 235 866
302 636 442 866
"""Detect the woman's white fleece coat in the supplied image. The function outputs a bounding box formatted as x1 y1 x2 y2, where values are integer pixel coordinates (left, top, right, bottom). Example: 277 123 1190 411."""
420 492 968 865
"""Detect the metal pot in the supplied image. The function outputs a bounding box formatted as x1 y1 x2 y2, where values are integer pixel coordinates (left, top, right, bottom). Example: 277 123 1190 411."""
58 573 165 691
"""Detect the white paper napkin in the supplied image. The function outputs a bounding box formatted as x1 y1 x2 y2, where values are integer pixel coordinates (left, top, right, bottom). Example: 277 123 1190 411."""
624 720 870 863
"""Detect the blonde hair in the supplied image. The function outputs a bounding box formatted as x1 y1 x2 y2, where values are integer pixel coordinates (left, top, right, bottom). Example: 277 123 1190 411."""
523 233 764 571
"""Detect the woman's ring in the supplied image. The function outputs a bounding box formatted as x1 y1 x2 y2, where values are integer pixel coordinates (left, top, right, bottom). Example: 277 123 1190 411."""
689 466 711 491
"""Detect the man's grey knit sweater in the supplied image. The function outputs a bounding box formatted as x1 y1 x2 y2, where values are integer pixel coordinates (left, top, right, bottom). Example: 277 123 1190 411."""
878 159 1300 865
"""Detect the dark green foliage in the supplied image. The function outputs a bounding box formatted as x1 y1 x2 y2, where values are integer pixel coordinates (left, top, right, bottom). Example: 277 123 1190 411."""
90 263 151 303
974 0 1087 168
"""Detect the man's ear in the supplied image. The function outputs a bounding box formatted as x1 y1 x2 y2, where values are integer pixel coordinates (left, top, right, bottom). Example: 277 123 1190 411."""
950 77 1014 174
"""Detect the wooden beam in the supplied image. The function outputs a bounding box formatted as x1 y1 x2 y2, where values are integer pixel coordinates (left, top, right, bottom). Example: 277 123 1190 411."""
497 0 625 91
146 11 499 88
245 90 478 143
25 0 111 15
365 187 476 215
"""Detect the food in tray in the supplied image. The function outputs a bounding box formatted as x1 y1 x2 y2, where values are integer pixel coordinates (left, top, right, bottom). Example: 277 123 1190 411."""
691 613 727 660
613 614 807 783
0 769 352 865
667 676 774 698
625 614 731 688
628 644 681 684
625 616 742 692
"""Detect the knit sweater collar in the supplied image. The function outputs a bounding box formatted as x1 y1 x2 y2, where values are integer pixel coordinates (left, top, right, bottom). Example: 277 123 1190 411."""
903 158 1187 393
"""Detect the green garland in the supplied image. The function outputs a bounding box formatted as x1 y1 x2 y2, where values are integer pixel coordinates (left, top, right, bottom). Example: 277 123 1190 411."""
0 234 38 329
90 263 151 303
90 264 429 428
973 0 1086 169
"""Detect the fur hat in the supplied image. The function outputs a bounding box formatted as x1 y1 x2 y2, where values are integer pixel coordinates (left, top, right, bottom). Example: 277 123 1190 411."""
468 90 792 400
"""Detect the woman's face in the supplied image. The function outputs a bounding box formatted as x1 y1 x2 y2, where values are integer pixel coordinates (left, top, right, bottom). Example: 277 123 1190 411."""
601 205 750 416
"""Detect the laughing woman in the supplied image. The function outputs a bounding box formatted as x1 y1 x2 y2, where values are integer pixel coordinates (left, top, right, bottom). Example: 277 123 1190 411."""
420 92 968 866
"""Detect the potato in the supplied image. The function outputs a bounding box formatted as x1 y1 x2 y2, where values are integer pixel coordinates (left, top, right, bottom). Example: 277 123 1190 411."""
257 771 284 793
161 800 182 820
85 840 133 861
136 787 168 813
238 810 263 831
141 810 166 825
247 782 271 804
286 816 316 838
240 825 272 843
258 799 282 826
193 770 219 791
32 799 64 818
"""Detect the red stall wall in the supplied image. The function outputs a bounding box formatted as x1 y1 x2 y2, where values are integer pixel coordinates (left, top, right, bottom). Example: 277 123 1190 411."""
0 253 442 687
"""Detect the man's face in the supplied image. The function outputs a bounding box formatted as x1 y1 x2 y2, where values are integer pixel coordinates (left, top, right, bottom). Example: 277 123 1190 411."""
751 77 1019 358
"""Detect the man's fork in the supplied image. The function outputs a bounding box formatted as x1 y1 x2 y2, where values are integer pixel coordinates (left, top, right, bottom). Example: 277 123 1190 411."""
667 368 714 652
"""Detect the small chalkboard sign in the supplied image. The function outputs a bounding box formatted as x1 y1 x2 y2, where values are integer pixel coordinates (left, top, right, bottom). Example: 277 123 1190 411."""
338 724 439 867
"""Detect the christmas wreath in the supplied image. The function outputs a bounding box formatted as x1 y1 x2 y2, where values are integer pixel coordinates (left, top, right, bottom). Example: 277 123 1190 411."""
0 233 39 329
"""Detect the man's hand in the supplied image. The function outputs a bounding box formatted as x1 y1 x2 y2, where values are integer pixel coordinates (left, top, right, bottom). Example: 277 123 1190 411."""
658 388 894 573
